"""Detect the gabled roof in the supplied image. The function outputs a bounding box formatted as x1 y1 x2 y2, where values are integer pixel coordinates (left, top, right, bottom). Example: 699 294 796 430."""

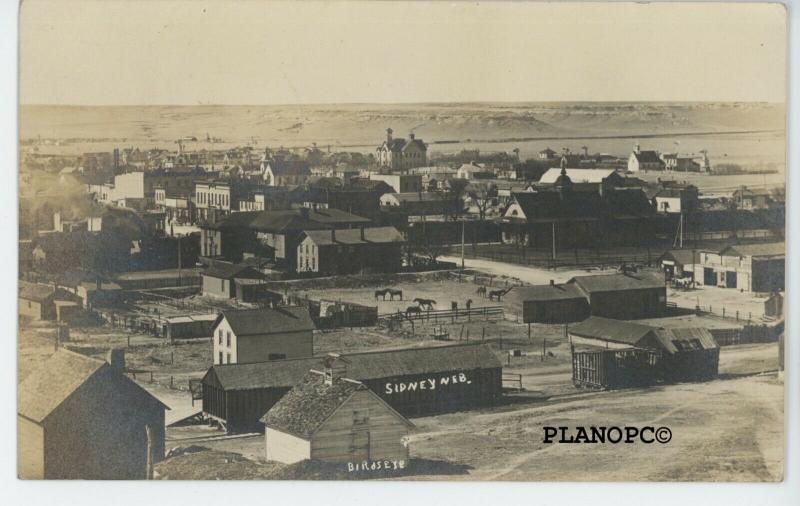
632 151 663 164
659 249 700 266
402 138 427 152
203 263 265 280
508 190 605 222
266 159 311 176
569 270 665 293
720 242 784 258
302 226 405 246
261 372 365 437
209 208 371 232
215 306 316 337
518 283 587 302
204 342 501 391
18 350 168 424
569 316 654 346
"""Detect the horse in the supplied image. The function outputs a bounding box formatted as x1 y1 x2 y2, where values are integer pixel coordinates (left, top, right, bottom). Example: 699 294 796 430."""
414 298 436 311
488 287 512 301
476 286 487 298
465 298 473 310
387 288 403 301
374 289 389 300
406 306 422 316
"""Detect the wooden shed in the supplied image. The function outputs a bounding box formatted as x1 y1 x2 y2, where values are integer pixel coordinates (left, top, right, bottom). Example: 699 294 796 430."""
261 368 413 464
202 343 502 433
17 350 168 479
568 270 667 320
18 281 82 321
521 281 590 324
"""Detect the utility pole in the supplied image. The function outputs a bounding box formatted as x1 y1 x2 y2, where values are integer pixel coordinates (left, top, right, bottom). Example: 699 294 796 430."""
461 217 465 270
551 221 557 262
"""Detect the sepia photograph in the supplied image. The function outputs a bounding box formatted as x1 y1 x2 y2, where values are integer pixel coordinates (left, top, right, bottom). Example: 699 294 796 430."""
11 0 795 493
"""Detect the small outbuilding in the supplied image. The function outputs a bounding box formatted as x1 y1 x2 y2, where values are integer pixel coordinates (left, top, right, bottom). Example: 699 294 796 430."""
17 350 168 479
521 280 590 324
201 263 266 299
261 366 413 464
568 270 666 319
18 281 83 321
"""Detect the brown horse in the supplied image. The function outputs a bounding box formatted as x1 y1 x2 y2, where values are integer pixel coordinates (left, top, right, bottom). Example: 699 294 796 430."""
476 286 487 297
414 298 436 310
387 288 403 300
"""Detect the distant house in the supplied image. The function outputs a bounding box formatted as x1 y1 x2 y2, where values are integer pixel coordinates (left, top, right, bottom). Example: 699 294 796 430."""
693 242 784 292
212 306 316 365
520 280 590 324
567 270 667 319
262 367 413 464
627 146 665 172
653 185 699 214
368 173 423 193
201 263 266 298
297 226 405 276
732 187 773 210
263 159 312 186
376 128 427 170
18 281 82 321
538 147 558 160
18 350 168 479
456 162 493 180
379 192 449 217
658 249 701 281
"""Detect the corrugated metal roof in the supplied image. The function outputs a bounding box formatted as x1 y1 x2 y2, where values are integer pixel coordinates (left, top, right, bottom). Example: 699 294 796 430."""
206 343 501 391
569 316 654 345
569 270 665 293
651 327 718 354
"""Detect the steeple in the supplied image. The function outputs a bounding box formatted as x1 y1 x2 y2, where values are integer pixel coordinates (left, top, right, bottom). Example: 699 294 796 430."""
554 157 572 193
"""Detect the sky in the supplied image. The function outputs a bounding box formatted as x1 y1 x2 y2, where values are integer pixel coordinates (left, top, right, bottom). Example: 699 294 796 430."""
19 0 787 105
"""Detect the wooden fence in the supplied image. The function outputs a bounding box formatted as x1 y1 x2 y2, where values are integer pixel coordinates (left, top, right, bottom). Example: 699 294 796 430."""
378 305 504 325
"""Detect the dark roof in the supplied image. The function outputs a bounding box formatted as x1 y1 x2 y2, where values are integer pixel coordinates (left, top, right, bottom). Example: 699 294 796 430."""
203 263 265 280
569 270 665 293
605 188 655 217
659 249 700 266
215 306 316 336
18 350 168 423
266 159 311 176
519 283 586 302
632 151 663 164
720 242 784 258
569 316 654 345
205 343 501 391
302 226 405 246
509 190 604 222
260 372 372 437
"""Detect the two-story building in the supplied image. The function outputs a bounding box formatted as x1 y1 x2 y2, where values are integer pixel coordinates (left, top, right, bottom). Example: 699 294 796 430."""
296 226 405 276
375 128 427 170
212 306 316 365
693 242 784 292
628 145 665 172
368 173 422 193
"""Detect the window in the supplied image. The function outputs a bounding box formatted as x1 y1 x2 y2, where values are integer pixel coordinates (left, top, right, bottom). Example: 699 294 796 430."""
226 353 231 364
218 351 223 364
353 409 369 425
218 329 222 344
226 331 231 347
220 279 225 291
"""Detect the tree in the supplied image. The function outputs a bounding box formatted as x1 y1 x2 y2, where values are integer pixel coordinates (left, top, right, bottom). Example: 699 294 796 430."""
439 178 469 221
468 182 499 220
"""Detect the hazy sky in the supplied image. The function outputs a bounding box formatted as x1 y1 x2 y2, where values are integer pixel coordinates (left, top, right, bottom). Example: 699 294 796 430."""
19 0 787 105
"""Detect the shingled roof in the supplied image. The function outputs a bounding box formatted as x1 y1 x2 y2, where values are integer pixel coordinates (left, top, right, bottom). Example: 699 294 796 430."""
632 151 663 164
204 342 501 391
214 306 316 337
302 226 405 246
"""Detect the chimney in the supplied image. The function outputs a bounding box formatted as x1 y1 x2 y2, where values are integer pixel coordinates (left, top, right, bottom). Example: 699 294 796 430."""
386 128 393 143
106 348 126 372
409 132 415 140
323 353 348 385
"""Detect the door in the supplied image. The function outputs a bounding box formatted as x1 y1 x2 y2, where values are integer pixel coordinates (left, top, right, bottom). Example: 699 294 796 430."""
725 271 737 289
350 429 370 460
703 268 715 286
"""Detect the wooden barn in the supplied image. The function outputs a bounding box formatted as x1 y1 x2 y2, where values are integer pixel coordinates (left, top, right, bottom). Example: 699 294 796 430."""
18 281 82 321
201 343 502 433
163 314 218 341
202 263 265 299
17 350 168 479
520 280 590 324
212 306 316 365
261 367 413 464
568 270 667 320
569 316 719 388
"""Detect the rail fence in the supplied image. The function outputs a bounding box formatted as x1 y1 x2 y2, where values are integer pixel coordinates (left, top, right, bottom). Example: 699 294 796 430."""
378 306 504 325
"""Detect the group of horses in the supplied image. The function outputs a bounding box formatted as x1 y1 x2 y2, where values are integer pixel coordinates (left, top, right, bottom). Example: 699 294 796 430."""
476 285 513 301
